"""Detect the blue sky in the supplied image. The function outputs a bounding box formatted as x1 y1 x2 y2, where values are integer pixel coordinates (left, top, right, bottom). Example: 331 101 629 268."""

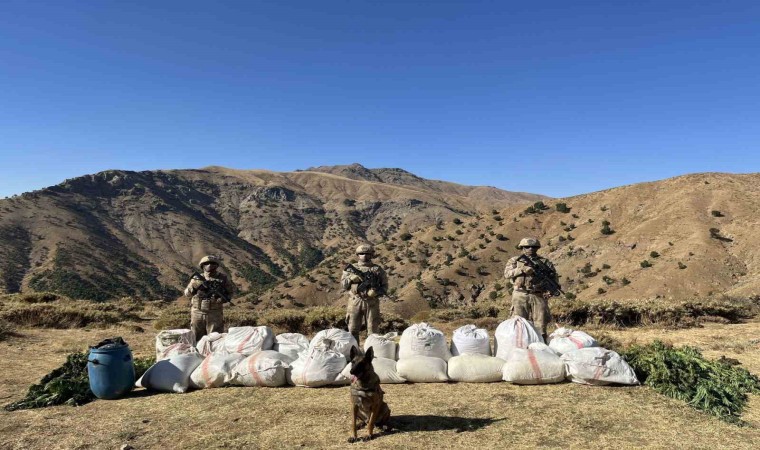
1 1 759 199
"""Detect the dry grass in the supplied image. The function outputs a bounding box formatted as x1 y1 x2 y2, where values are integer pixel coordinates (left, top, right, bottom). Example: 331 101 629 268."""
1 318 760 449
0 293 144 329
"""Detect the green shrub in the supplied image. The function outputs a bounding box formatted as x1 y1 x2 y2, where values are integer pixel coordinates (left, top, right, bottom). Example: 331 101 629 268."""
555 203 571 213
711 210 724 217
399 232 413 241
650 251 660 258
678 262 687 270
154 306 189 330
640 260 652 268
600 220 615 235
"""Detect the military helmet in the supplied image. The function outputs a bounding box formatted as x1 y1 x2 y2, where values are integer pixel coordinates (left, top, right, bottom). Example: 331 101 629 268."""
518 237 541 248
355 244 375 255
198 255 221 268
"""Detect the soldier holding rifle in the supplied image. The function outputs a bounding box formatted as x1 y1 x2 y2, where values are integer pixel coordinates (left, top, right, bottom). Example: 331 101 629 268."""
504 238 562 341
184 255 236 340
341 244 388 343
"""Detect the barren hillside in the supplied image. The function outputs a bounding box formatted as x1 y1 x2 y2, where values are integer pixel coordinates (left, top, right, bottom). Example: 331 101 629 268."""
259 172 759 316
0 164 543 301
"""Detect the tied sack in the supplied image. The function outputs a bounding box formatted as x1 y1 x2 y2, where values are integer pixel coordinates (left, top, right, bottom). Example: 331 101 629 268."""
274 333 309 363
494 317 543 360
399 323 452 361
158 343 198 361
196 332 227 356
310 328 358 360
448 354 505 383
155 329 194 360
289 346 348 387
136 353 203 394
336 357 407 385
190 353 245 389
364 332 399 360
232 350 289 387
397 356 449 383
502 342 566 384
548 327 598 355
224 326 275 356
561 347 639 386
451 324 491 356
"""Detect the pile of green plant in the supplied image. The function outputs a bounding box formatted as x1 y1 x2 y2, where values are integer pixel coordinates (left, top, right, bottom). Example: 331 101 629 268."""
5 351 154 411
621 341 760 424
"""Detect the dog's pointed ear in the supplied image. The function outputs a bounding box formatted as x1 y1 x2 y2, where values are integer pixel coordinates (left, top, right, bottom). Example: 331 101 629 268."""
350 345 359 361
364 346 374 361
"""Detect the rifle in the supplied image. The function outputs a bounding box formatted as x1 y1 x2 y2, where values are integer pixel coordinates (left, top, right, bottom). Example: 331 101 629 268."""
344 264 383 297
516 254 564 297
191 272 232 304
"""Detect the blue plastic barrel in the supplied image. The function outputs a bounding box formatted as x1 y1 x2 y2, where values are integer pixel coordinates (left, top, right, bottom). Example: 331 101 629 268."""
87 340 136 400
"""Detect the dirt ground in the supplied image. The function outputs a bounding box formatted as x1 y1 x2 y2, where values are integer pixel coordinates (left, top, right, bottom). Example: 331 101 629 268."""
1 321 759 450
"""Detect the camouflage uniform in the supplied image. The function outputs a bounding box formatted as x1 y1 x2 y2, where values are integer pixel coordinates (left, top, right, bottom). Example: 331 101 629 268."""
341 244 388 343
504 238 559 338
184 256 236 341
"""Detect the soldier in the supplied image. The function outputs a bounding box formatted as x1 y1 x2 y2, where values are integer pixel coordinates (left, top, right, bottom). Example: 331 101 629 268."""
504 238 560 341
184 255 236 341
341 244 388 343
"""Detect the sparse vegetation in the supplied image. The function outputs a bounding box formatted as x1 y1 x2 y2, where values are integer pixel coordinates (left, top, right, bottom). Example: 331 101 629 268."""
711 210 724 217
555 202 571 213
640 260 652 268
600 220 615 235
650 251 660 258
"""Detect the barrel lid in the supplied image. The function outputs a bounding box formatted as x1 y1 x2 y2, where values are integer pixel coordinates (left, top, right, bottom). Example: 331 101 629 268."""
90 337 128 350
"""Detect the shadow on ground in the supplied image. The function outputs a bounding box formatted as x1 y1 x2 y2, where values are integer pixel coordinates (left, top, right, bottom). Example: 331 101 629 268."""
389 415 504 433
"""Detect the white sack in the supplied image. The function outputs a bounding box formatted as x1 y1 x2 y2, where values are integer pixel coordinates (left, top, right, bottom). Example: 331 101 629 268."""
336 357 407 385
494 317 543 360
451 324 491 356
274 333 309 363
447 354 504 383
561 347 639 386
190 353 245 389
136 353 203 394
196 332 227 356
155 329 195 360
232 350 289 387
310 328 358 360
224 326 275 356
372 357 407 384
399 323 452 361
364 332 399 360
397 356 449 383
289 346 348 387
157 343 199 361
502 345 566 384
548 327 598 355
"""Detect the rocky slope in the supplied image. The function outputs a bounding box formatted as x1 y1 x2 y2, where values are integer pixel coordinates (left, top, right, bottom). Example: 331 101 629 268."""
0 164 543 301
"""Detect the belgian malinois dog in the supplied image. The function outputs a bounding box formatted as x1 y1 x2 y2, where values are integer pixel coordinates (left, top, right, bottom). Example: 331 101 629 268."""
348 346 390 442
